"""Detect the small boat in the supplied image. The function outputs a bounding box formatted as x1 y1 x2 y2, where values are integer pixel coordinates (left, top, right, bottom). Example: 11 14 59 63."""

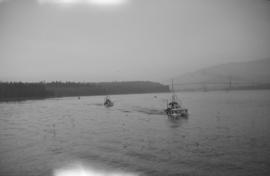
165 80 188 119
104 96 114 107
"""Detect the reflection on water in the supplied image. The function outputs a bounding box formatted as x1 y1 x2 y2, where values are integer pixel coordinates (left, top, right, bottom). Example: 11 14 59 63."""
0 90 270 176
54 161 139 176
167 117 188 128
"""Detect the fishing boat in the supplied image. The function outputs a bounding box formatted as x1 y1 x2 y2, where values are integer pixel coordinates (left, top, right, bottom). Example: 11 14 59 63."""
165 80 188 118
104 96 114 107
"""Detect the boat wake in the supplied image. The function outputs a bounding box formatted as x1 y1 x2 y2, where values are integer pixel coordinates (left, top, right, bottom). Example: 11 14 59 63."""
133 107 166 115
118 107 165 116
92 103 105 106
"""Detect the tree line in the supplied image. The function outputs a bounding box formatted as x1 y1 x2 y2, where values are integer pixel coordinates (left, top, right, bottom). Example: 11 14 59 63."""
0 81 169 101
0 82 53 100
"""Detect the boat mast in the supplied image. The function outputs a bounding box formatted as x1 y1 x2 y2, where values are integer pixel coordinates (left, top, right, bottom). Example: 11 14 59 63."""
171 79 177 102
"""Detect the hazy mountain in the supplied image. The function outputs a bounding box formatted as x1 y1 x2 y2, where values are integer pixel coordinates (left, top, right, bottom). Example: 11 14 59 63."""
173 58 270 90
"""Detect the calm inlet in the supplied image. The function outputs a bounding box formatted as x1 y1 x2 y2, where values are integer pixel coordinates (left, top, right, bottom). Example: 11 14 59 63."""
0 90 270 176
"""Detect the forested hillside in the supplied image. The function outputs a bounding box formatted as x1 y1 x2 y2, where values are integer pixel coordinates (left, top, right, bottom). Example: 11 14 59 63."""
0 81 169 101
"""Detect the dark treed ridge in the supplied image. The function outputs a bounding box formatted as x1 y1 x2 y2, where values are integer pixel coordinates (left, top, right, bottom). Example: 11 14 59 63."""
0 82 53 101
0 81 169 101
45 81 169 97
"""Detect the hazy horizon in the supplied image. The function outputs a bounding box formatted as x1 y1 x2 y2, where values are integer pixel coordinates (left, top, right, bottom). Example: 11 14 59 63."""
1 0 270 83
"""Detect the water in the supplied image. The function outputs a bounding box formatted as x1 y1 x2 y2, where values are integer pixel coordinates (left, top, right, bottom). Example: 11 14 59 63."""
0 90 270 176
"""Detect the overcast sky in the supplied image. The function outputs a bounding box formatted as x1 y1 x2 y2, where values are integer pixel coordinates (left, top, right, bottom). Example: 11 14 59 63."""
1 0 270 82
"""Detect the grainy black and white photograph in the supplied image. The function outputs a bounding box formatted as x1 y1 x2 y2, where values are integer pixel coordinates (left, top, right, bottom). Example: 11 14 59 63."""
1 0 270 176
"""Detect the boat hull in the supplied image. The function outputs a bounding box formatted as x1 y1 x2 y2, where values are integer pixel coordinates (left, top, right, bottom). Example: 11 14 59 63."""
165 108 188 119
104 102 114 107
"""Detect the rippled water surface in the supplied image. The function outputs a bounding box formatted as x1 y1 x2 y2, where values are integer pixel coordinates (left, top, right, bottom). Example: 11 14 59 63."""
1 90 270 176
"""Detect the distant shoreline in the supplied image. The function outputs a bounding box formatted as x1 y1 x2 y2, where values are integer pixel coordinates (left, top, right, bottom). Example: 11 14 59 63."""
1 87 270 103
174 86 270 92
0 97 50 102
2 81 270 102
0 81 169 102
0 91 171 102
